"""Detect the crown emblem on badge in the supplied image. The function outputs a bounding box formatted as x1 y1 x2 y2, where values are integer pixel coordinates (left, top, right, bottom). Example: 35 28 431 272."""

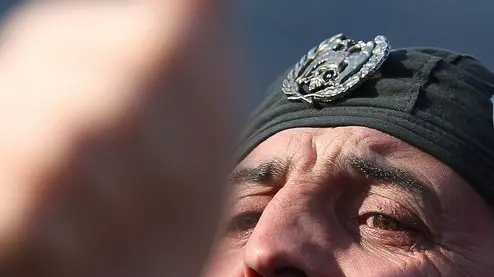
282 34 391 104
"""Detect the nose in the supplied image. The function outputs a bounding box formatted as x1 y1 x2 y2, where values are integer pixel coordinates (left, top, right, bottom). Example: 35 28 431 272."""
241 189 344 277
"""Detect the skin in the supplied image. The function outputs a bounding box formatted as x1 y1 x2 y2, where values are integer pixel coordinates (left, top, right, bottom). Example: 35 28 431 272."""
204 126 494 277
0 1 231 276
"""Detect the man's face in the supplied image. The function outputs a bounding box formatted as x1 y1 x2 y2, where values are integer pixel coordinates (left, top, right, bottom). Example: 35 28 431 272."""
204 126 494 277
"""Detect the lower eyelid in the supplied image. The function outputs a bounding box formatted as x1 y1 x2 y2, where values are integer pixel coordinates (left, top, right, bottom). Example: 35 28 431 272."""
223 231 252 249
359 225 420 249
227 227 254 241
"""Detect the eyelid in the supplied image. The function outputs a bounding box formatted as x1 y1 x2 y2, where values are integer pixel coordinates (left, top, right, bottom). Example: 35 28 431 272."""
228 194 270 213
230 185 278 202
363 196 435 243
223 195 270 231
228 211 262 229
365 186 430 223
359 193 427 228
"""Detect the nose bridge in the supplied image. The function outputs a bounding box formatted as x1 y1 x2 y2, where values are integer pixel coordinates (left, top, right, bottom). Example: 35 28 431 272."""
242 185 342 276
249 186 309 248
243 190 309 272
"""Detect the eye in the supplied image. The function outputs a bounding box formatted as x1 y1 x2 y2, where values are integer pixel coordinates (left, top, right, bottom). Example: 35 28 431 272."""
323 71 334 81
356 212 434 250
332 42 345 51
226 212 262 234
360 213 411 232
317 67 330 75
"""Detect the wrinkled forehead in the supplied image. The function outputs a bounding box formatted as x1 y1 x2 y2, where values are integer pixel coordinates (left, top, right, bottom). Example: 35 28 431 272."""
236 126 468 192
240 126 424 166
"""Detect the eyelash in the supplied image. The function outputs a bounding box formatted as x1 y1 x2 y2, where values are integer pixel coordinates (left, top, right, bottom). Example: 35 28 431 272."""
227 211 416 232
358 212 418 232
225 210 428 247
226 211 262 237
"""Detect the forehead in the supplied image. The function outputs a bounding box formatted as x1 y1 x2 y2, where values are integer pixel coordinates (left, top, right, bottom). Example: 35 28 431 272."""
242 126 426 167
239 126 463 192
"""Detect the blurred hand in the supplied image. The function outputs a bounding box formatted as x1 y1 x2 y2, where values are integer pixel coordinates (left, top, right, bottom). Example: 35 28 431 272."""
0 1 232 276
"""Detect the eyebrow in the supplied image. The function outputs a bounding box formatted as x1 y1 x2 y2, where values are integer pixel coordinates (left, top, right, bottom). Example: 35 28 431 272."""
347 157 427 193
229 156 440 214
345 156 441 213
228 159 288 187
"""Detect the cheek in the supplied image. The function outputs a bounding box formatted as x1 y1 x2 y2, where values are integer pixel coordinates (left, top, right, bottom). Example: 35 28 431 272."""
202 250 243 277
338 245 442 276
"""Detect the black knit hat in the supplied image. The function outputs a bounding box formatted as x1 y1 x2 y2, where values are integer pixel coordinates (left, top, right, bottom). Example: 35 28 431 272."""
236 35 494 204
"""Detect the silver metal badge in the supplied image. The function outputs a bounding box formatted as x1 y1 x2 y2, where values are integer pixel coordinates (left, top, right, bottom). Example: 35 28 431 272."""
282 34 391 104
